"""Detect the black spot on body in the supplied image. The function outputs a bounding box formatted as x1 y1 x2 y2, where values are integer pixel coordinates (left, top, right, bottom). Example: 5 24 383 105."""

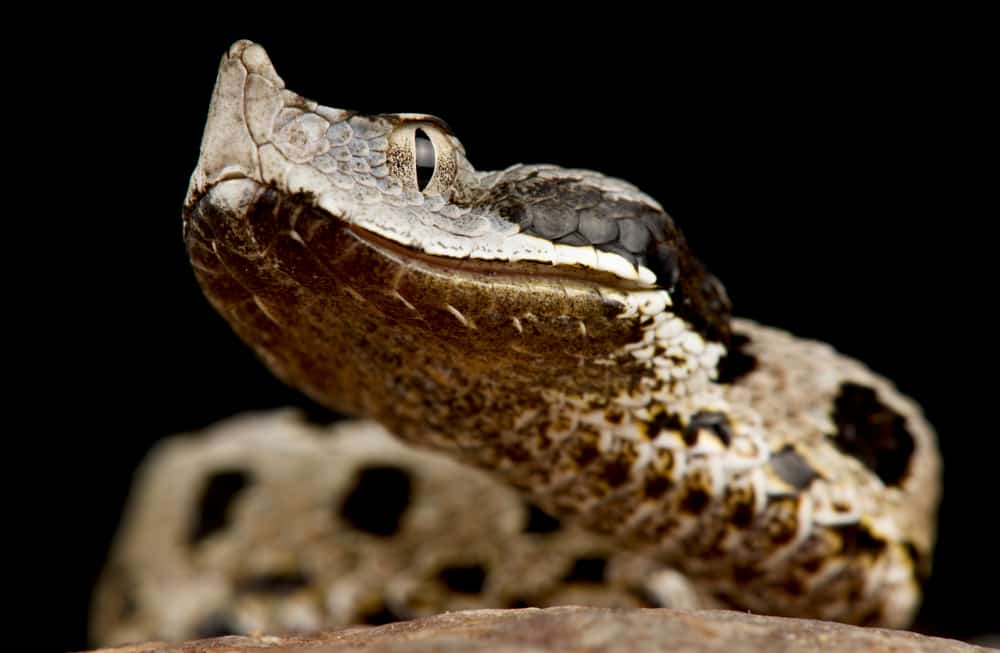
683 411 733 447
507 597 534 609
235 570 310 595
339 465 413 536
645 410 683 438
836 523 888 556
902 540 932 583
680 488 710 514
716 332 758 384
563 556 608 583
189 470 251 545
297 399 343 426
830 383 915 486
195 612 240 638
439 564 487 594
860 609 885 627
732 565 763 583
764 498 800 545
360 602 407 625
801 558 823 573
644 475 673 498
730 501 755 529
602 459 632 487
523 502 562 533
571 442 600 467
782 578 805 596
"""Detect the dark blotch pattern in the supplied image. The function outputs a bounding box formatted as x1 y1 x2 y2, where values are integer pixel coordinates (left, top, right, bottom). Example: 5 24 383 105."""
523 502 562 534
571 442 601 467
730 501 755 529
769 446 821 491
680 488 710 514
360 602 407 625
830 383 915 486
683 411 733 447
782 578 806 596
296 398 343 426
602 459 632 487
902 540 932 583
194 612 240 639
487 173 732 344
438 564 487 594
836 523 888 556
643 475 673 499
646 410 683 439
716 332 758 384
338 465 413 536
563 555 609 583
189 470 251 545
235 570 311 595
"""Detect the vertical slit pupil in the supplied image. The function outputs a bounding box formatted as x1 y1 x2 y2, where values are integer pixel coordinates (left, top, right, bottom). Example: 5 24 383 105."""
414 128 436 191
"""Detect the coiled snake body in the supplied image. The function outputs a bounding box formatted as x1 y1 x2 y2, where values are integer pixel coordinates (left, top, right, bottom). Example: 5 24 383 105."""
179 41 940 630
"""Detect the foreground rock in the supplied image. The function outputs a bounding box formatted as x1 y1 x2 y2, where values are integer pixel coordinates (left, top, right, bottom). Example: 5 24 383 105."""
83 606 988 652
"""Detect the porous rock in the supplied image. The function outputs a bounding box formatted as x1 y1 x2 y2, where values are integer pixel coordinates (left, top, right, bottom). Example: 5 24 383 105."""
82 606 988 653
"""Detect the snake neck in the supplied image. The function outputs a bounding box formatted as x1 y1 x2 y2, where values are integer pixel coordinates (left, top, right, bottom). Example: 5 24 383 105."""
185 181 731 462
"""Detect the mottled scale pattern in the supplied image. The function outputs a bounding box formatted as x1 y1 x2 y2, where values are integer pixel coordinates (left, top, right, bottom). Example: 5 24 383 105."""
163 39 941 638
92 411 713 646
490 169 675 278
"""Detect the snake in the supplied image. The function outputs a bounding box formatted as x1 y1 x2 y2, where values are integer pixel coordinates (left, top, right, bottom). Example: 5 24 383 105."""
175 40 940 632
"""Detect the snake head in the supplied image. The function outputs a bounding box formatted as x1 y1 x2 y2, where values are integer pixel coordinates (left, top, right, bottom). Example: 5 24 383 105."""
185 41 732 349
183 41 739 436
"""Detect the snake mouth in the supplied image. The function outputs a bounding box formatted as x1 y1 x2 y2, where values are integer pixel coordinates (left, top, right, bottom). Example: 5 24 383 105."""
346 222 659 293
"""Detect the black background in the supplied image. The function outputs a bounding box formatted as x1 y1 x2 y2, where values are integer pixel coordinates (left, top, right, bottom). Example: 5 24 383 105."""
34 19 992 652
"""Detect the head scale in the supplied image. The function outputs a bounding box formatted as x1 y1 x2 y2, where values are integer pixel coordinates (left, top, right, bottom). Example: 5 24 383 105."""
184 41 733 430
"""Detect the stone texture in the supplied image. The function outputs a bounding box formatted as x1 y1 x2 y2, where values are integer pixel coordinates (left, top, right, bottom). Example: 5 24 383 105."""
82 606 988 653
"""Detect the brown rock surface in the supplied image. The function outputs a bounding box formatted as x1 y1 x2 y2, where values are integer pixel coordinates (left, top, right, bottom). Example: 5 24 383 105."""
82 606 989 652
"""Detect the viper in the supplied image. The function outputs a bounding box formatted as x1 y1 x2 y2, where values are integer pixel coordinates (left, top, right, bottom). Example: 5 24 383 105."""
181 41 940 628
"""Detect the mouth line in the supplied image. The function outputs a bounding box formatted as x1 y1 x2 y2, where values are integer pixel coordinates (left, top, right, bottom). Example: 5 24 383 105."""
347 223 657 293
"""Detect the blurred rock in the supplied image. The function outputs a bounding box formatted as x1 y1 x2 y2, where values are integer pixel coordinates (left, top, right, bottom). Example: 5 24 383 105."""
82 606 987 652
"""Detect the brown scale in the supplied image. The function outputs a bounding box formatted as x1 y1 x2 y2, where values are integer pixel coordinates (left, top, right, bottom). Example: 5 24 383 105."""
722 483 757 530
184 168 933 626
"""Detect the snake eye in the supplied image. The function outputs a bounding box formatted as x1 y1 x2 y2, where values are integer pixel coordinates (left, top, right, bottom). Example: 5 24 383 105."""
414 128 435 192
388 121 458 195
